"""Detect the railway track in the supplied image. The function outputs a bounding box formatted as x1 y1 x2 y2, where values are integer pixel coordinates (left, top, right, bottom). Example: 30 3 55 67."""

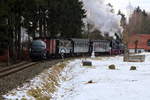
0 61 38 79
0 55 115 79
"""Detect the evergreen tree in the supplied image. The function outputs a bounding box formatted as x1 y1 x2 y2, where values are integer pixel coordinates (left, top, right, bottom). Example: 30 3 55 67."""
0 0 9 54
61 0 86 38
47 0 86 38
0 0 86 61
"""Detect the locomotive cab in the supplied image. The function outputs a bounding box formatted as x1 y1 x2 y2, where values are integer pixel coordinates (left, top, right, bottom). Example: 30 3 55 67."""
30 40 47 60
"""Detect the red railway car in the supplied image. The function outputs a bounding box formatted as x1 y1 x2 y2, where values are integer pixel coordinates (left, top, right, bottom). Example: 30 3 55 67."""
43 39 57 58
43 38 73 58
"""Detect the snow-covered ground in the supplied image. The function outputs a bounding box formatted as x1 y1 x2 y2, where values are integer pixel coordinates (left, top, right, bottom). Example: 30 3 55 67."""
3 53 150 100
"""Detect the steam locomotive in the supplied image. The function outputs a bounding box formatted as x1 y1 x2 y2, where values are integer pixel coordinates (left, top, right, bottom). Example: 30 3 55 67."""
29 38 124 60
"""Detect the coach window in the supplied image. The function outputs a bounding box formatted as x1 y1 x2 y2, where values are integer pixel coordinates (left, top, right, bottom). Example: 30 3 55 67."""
147 40 150 46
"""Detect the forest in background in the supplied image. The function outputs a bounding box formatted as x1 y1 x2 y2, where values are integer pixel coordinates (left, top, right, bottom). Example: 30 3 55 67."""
0 0 86 61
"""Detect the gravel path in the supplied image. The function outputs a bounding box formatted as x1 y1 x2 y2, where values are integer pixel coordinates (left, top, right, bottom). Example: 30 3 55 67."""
0 59 60 99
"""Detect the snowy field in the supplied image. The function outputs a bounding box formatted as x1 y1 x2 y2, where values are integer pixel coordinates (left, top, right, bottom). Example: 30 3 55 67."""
3 53 150 100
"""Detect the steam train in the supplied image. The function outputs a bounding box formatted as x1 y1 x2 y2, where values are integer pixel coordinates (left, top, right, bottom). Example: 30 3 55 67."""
29 38 124 60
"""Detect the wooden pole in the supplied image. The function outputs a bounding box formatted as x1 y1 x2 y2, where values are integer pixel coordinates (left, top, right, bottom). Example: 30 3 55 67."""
123 25 129 61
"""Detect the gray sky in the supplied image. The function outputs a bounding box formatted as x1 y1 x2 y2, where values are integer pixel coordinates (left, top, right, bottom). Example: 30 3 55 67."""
106 0 150 15
81 0 150 35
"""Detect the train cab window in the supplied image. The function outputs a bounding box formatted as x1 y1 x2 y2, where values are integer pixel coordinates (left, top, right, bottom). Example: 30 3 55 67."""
147 40 150 46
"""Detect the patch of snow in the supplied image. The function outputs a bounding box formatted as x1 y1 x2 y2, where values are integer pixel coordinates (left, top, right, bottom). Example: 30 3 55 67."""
52 53 150 100
3 68 53 100
3 53 150 100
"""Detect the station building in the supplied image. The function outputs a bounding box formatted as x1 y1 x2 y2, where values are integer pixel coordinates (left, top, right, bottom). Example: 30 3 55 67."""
128 34 150 53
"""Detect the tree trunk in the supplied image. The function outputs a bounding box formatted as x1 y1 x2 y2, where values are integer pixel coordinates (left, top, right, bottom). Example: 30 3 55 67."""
123 43 129 61
123 26 129 61
43 15 47 37
17 16 22 60
39 7 43 37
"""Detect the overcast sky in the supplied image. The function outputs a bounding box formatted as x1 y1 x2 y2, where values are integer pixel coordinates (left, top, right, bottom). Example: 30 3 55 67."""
105 0 150 15
81 0 150 35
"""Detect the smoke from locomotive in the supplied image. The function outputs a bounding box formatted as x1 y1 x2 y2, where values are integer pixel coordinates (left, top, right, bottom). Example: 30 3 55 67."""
81 0 123 38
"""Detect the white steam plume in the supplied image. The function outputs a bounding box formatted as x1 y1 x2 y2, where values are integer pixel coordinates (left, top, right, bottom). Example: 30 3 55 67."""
81 0 123 37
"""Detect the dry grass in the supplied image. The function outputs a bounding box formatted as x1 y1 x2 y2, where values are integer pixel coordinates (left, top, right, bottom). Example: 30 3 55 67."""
27 87 50 100
83 65 96 69
20 96 29 100
21 97 28 100
89 57 103 60
27 62 68 100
